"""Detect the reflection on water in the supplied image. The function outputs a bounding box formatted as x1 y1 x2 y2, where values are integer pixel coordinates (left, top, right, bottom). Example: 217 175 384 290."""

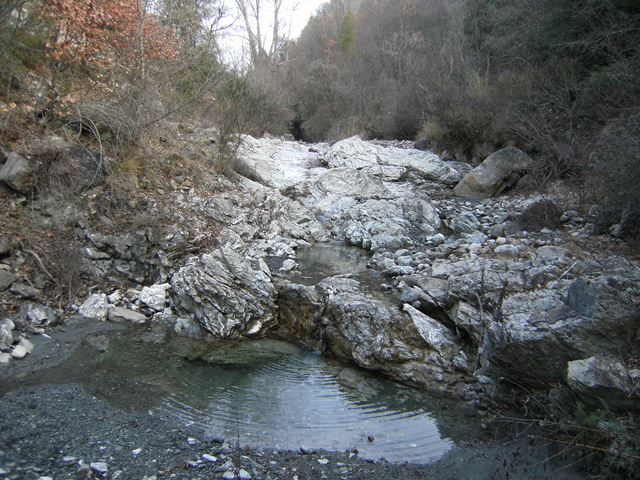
22 331 477 464
283 241 372 285
273 241 399 304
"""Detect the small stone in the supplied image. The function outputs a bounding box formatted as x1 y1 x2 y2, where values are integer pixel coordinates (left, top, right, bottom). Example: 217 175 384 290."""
0 235 11 256
430 233 446 245
186 437 198 446
0 270 16 291
0 352 11 364
38 477 53 480
238 469 252 480
108 307 147 325
139 284 170 312
11 344 28 359
90 461 108 476
0 152 31 193
18 338 34 353
222 471 235 480
79 294 109 321
62 456 77 464
23 303 56 326
10 282 40 299
494 244 519 258
132 448 142 456
317 458 329 465
202 454 217 463
108 290 122 304
279 259 298 272
396 255 413 266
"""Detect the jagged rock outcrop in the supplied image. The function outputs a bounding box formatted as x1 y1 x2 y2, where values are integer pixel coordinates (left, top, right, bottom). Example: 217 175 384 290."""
324 136 461 184
235 136 326 188
171 246 278 338
406 250 640 387
275 277 475 398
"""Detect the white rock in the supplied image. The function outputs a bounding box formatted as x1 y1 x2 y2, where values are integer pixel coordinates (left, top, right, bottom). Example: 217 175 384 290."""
11 344 28 359
430 233 446 245
79 293 109 321
202 454 217 462
90 462 108 475
0 352 11 364
19 337 34 353
108 290 122 304
107 307 147 325
317 458 329 465
239 469 252 480
279 259 298 272
139 283 170 312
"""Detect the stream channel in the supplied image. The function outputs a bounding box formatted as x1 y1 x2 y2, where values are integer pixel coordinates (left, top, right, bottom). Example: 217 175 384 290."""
10 242 481 465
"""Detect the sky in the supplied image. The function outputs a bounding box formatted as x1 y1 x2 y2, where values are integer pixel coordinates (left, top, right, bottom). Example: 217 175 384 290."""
219 0 328 65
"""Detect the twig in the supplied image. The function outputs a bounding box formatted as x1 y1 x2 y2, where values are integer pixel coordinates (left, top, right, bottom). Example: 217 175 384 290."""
23 248 56 283
559 261 578 280
529 435 640 461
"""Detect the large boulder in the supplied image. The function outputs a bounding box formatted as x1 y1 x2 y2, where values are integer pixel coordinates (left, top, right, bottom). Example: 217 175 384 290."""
454 147 532 198
171 246 278 338
324 136 460 185
235 136 322 188
0 152 31 193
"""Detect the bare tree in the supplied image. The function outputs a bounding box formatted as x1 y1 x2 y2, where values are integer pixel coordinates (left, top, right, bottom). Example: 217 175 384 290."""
234 0 291 67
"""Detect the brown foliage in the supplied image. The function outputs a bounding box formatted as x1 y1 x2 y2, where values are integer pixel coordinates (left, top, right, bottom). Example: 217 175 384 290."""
44 0 179 66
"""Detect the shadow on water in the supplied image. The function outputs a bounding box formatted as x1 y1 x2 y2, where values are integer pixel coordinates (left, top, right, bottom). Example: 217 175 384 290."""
11 328 480 464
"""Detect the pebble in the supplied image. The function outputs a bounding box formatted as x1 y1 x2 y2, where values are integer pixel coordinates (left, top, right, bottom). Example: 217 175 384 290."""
238 468 252 479
132 448 142 456
430 233 446 245
187 437 198 445
317 458 329 465
11 344 28 359
62 456 77 464
0 352 11 364
222 471 235 480
202 454 217 462
90 461 108 475
18 338 34 353
494 244 519 258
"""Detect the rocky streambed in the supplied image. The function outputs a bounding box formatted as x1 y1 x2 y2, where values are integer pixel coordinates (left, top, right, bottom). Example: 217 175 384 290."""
1 132 639 478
